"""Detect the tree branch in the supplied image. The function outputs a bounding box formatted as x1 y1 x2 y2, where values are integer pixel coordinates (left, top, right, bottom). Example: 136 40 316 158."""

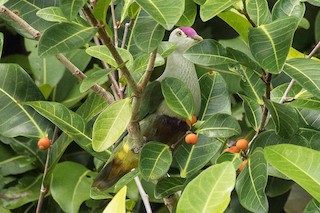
82 6 139 96
134 174 152 213
258 73 272 133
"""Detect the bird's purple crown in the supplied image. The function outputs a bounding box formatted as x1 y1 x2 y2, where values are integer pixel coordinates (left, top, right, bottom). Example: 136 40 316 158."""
179 27 197 37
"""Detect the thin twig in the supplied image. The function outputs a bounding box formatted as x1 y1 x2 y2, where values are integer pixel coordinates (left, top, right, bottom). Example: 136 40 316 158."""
139 49 158 93
110 1 119 47
121 20 134 49
258 73 272 133
82 6 139 95
280 41 320 104
133 174 152 213
36 127 59 213
56 54 114 104
0 6 41 40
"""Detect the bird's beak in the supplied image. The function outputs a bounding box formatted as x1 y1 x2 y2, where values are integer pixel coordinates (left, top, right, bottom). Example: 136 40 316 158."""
192 34 203 41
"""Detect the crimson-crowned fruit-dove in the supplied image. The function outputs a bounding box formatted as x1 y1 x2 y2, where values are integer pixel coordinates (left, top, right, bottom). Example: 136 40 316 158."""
92 27 203 190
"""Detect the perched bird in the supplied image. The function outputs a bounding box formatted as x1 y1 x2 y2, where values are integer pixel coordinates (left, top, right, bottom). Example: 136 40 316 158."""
92 27 203 190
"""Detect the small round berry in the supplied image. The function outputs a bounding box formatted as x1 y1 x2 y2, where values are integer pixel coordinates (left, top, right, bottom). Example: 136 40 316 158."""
227 146 240 153
239 160 247 172
38 137 51 150
236 139 249 151
185 115 197 127
185 133 198 145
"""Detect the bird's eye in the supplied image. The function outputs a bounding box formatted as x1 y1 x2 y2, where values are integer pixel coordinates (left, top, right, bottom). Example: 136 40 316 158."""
176 31 182 37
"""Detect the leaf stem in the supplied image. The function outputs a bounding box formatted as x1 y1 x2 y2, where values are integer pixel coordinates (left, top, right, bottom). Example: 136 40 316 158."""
110 0 119 47
121 20 134 49
36 126 59 213
134 174 152 213
280 41 320 104
258 73 272 133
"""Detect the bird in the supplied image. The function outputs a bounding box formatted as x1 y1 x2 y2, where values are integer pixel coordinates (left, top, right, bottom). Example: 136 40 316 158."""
92 27 203 190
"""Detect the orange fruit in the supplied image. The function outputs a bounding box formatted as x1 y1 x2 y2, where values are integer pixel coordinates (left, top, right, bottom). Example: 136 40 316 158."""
236 139 249 151
227 146 240 153
38 137 51 150
185 115 197 127
239 160 247 172
185 133 198 145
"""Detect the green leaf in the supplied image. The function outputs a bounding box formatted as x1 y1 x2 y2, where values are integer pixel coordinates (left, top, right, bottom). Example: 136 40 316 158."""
239 95 262 132
0 64 49 138
174 135 221 178
248 16 298 73
0 32 3 58
216 152 243 169
184 39 237 67
25 39 65 89
80 68 112 93
158 41 176 58
197 113 241 138
25 101 108 160
60 0 86 20
155 177 185 199
272 0 306 21
130 10 165 53
93 0 111 23
86 46 134 70
218 10 252 42
264 144 320 202
176 162 236 213
93 98 132 152
304 199 320 213
176 0 197 26
139 142 172 181
135 0 184 30
0 155 36 176
266 177 294 197
283 58 320 99
226 47 262 72
103 186 127 213
264 98 300 138
199 72 231 120
236 148 268 213
200 0 239 22
300 109 320 130
0 175 42 209
36 6 69 22
39 23 97 57
240 67 265 104
161 77 195 119
51 162 97 213
246 0 271 26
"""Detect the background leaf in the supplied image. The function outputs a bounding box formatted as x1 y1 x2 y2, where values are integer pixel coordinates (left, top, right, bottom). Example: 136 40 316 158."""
246 0 271 26
264 98 300 138
139 142 172 181
239 94 262 131
155 177 185 199
174 135 222 178
264 144 320 202
60 0 86 20
200 0 240 22
0 64 50 138
199 72 231 120
176 162 236 213
103 186 127 213
283 58 320 99
93 98 132 152
161 77 195 119
236 148 268 213
248 16 298 73
51 161 97 213
197 113 241 138
176 0 197 26
272 0 306 21
135 0 184 30
39 23 97 56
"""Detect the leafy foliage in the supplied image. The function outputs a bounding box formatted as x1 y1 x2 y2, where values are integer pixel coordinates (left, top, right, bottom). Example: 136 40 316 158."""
0 0 319 212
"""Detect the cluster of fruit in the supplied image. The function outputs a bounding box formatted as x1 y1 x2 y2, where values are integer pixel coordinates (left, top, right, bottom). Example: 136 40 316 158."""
184 115 198 145
224 139 249 172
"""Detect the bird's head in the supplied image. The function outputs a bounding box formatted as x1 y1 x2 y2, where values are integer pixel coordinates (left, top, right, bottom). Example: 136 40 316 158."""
169 27 203 52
